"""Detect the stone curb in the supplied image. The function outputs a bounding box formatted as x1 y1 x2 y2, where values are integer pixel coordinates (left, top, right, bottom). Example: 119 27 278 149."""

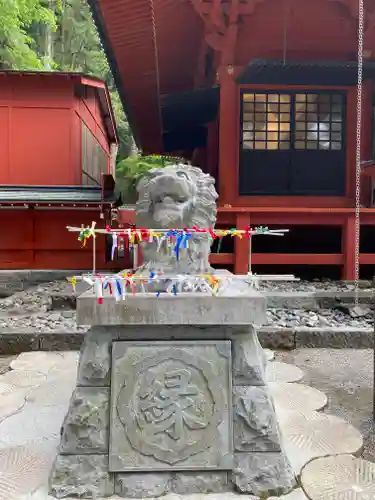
0 330 85 354
0 327 373 354
258 327 374 349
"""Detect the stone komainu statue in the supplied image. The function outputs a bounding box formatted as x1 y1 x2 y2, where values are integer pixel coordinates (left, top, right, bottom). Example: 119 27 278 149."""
135 163 218 275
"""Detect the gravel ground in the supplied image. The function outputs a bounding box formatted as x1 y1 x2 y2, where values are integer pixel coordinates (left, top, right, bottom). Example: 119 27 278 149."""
277 348 375 462
0 281 87 332
0 279 373 332
259 280 374 293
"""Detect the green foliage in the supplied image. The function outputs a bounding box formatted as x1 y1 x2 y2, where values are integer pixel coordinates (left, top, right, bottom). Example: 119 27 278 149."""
53 0 106 74
52 0 132 158
116 155 182 203
0 0 56 69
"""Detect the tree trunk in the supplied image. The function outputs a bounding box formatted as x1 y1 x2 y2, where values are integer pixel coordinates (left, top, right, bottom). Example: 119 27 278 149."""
129 137 138 156
44 0 56 69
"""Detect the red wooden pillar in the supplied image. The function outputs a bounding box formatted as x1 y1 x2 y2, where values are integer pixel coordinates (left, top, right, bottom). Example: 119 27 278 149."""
218 67 237 205
360 81 373 206
206 120 218 179
234 213 250 274
342 215 356 280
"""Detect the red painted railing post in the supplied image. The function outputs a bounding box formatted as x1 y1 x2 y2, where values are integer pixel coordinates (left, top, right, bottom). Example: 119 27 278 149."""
234 213 251 274
342 214 356 280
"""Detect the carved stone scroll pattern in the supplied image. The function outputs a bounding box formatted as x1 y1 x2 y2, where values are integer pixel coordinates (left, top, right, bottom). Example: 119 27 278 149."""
110 342 232 471
117 361 215 464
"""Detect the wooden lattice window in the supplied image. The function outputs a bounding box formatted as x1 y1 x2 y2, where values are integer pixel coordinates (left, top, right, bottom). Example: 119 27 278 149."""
294 93 343 150
242 93 291 150
242 92 344 151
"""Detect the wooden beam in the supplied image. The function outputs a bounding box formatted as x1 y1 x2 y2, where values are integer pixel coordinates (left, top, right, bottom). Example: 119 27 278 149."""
209 253 234 264
359 254 375 265
251 253 344 265
211 253 346 266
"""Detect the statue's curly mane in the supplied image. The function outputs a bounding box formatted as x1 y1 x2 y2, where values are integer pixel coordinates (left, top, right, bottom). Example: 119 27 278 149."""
135 163 218 229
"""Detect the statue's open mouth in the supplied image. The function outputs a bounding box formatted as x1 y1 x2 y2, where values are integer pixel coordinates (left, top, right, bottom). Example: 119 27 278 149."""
150 173 192 207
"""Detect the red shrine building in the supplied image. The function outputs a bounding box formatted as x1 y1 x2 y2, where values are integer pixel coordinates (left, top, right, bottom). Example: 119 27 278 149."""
90 0 375 279
0 71 121 270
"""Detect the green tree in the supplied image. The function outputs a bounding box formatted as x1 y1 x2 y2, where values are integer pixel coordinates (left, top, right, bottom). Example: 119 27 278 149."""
116 155 182 202
0 0 56 69
53 0 133 159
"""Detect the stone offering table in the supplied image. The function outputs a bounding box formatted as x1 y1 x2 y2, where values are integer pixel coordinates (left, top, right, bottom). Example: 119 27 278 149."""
49 289 296 499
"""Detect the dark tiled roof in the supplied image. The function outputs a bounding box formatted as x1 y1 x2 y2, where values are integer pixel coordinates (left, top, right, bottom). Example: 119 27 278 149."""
0 186 116 203
237 59 375 85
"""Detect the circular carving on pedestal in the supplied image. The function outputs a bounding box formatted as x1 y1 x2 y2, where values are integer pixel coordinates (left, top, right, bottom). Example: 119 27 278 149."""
116 348 224 465
267 362 304 383
269 383 327 413
301 455 375 500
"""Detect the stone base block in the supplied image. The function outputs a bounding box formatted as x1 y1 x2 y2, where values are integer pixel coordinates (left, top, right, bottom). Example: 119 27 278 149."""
233 452 296 497
114 473 171 498
113 471 230 498
233 386 282 452
171 472 230 494
77 327 115 387
232 331 268 386
49 455 114 499
60 387 109 454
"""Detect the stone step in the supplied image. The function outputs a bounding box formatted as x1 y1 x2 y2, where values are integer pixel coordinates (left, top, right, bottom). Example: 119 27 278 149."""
0 326 372 355
49 290 375 311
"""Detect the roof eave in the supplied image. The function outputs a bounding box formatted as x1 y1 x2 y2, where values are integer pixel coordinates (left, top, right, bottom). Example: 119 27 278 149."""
87 0 142 149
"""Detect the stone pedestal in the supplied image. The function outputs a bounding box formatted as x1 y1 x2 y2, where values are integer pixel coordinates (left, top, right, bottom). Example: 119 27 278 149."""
49 291 295 499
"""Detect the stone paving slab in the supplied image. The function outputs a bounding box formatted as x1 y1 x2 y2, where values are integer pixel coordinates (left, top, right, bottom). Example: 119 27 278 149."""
276 349 375 464
0 326 373 355
301 455 375 500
